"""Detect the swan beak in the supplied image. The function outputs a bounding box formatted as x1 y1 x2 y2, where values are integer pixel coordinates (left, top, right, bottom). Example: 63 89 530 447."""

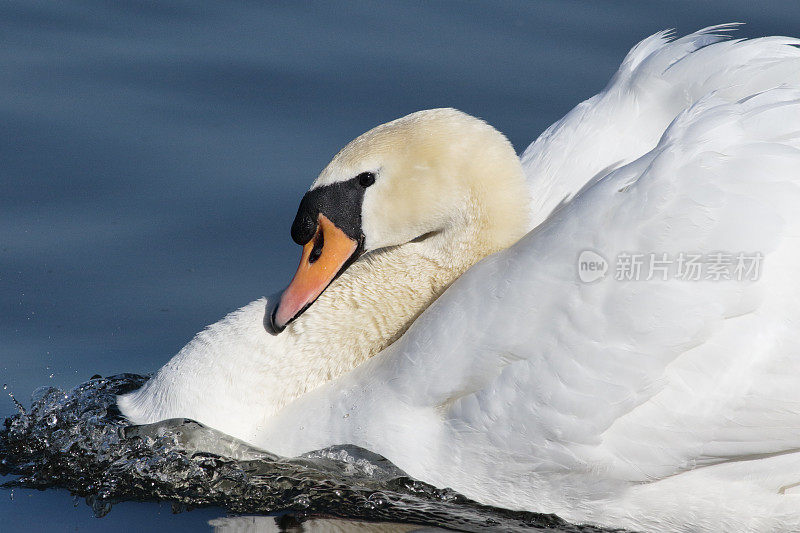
267 213 359 334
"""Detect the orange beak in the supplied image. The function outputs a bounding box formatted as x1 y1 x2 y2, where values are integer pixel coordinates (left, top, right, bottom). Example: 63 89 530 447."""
267 213 360 334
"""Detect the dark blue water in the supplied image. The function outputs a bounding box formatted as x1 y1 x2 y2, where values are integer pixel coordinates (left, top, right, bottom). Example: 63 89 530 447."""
3 1 800 531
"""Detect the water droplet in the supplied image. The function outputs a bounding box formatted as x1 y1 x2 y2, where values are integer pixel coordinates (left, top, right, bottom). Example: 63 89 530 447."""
87 494 113 518
6 386 25 414
293 494 310 508
367 491 389 507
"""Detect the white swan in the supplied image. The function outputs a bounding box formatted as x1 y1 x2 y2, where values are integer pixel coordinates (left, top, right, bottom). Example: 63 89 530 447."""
119 107 531 438
120 26 800 532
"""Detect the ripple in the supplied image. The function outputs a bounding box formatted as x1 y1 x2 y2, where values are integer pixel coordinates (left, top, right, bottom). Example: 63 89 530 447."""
0 375 618 532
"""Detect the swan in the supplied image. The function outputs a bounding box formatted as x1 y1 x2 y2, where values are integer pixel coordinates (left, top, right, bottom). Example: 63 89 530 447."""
119 107 531 439
119 26 800 532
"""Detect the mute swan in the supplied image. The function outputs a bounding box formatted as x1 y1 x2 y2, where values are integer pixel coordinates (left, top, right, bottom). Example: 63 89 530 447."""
120 26 800 532
119 108 531 437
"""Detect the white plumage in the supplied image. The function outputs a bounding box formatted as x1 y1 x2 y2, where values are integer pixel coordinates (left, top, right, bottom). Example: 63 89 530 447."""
121 26 800 531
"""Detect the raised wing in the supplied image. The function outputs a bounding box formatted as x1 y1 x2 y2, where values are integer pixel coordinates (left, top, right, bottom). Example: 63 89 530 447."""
522 25 800 229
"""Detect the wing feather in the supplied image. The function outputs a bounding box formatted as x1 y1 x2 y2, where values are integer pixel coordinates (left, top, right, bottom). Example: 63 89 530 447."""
400 89 800 481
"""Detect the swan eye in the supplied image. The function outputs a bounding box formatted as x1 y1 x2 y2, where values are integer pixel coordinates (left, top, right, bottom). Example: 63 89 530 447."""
357 172 376 188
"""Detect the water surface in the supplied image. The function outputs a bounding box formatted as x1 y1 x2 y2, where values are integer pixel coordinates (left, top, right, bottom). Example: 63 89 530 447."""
3 1 800 531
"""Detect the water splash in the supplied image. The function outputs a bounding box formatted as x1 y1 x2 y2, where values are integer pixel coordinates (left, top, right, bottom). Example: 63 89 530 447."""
0 375 619 532
3 384 26 416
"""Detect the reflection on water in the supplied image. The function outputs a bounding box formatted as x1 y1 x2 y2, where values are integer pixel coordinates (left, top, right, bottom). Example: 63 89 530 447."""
210 515 439 533
0 375 614 532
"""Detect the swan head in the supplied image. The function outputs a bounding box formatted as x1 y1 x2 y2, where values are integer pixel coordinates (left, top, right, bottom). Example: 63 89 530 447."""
267 108 529 334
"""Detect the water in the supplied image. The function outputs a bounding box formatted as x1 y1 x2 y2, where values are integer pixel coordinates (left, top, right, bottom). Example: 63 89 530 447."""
3 1 800 531
0 374 608 532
